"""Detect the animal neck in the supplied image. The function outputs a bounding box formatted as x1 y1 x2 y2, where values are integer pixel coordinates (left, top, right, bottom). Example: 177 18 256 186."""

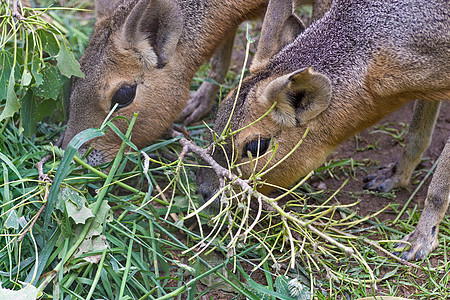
315 85 408 152
174 0 265 76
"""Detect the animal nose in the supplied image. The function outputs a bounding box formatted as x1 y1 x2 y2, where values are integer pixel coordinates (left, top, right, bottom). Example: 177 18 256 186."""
196 167 215 203
201 190 212 203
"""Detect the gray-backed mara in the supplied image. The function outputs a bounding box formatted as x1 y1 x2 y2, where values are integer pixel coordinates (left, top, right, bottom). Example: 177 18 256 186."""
196 0 449 261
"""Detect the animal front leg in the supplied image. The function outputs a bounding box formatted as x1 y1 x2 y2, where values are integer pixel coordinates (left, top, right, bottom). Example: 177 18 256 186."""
178 30 236 125
394 136 450 261
363 100 440 192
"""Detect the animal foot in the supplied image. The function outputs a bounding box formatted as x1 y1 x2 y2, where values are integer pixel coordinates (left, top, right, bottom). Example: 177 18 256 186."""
393 226 439 261
363 163 401 192
178 82 218 125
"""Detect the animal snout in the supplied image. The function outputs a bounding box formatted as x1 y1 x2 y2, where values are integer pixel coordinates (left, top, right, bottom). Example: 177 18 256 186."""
77 146 108 166
196 166 221 205
196 167 213 201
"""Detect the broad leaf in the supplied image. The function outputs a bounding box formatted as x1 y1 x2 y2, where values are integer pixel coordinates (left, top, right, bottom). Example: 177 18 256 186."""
5 209 19 229
0 69 19 121
75 201 110 262
43 128 105 233
21 69 32 87
59 188 94 224
31 54 43 87
31 64 68 100
0 50 14 100
56 42 84 78
20 90 56 137
37 29 60 57
0 285 38 300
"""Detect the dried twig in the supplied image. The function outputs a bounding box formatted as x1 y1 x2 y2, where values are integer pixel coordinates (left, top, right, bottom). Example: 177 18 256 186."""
170 127 355 256
18 186 49 242
36 133 65 182
327 225 422 269
12 0 25 21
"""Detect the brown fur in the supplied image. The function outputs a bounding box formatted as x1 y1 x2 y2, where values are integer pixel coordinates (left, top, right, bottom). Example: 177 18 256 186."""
63 0 330 165
197 0 450 261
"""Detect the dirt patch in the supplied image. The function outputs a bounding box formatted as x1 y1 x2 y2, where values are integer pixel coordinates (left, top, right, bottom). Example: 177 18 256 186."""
313 101 449 220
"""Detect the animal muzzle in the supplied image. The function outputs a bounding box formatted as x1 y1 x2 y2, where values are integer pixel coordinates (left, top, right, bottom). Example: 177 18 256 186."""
196 166 222 210
78 146 109 166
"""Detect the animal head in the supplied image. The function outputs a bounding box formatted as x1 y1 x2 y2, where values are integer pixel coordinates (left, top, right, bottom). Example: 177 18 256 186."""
63 0 189 164
197 65 335 201
197 0 337 201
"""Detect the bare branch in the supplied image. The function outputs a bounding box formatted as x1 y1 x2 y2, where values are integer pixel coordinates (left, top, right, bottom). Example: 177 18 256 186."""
171 128 251 188
18 187 48 242
328 225 423 269
12 0 25 22
170 127 355 256
36 133 65 182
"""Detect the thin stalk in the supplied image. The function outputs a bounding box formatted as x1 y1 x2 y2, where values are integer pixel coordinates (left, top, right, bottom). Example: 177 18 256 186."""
393 155 440 224
38 114 138 293
118 222 136 300
85 248 107 300
149 219 161 298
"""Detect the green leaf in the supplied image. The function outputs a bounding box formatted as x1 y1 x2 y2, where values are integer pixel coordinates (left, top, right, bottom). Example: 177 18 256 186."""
20 90 57 137
21 69 32 87
355 298 412 300
0 69 19 122
75 201 110 262
24 227 60 285
0 50 14 100
31 64 68 100
31 55 43 87
104 121 138 151
43 128 105 233
0 152 23 182
68 127 106 149
5 209 19 229
37 29 60 57
243 273 295 300
274 276 291 297
56 42 84 78
0 284 38 300
276 276 310 300
59 188 94 224
90 200 113 228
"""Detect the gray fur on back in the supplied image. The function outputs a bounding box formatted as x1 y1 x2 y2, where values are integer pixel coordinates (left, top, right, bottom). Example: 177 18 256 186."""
270 0 449 84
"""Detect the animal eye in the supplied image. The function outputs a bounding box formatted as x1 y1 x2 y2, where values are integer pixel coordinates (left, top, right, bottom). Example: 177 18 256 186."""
111 84 137 109
243 138 271 158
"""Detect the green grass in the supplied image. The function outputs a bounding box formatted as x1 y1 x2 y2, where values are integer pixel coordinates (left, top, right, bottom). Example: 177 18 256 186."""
1 1 449 299
2 94 449 300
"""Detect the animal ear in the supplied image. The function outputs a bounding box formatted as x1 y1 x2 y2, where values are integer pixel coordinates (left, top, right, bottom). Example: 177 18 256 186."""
121 0 183 68
261 67 331 127
95 0 121 19
251 0 305 72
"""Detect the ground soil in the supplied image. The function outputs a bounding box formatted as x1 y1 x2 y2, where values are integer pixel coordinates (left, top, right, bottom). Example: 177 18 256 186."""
313 100 450 220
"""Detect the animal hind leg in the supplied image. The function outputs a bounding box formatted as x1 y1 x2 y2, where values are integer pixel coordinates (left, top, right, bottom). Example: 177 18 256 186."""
394 136 450 261
363 100 441 192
